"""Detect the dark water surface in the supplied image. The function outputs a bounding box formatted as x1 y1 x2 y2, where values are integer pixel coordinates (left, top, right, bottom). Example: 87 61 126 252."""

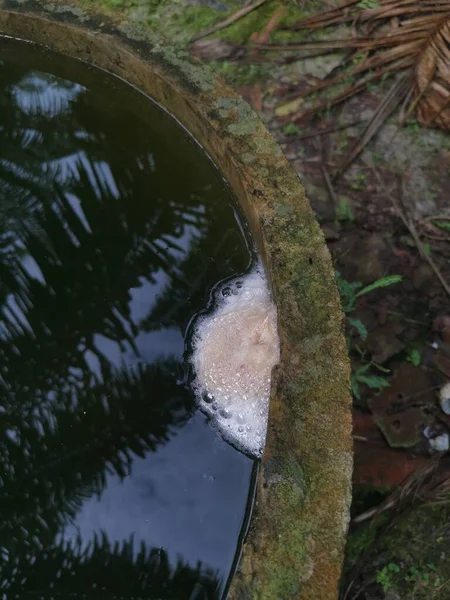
0 39 256 599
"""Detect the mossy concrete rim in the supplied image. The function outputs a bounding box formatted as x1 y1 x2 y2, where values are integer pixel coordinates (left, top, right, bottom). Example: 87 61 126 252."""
0 2 353 598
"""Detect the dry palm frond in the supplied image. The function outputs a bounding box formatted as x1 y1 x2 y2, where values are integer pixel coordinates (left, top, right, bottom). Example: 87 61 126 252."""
259 0 450 174
342 453 450 600
415 15 450 128
353 453 450 524
336 72 412 176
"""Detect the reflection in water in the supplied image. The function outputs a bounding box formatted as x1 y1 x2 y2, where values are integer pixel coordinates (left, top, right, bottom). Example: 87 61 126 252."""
0 41 254 599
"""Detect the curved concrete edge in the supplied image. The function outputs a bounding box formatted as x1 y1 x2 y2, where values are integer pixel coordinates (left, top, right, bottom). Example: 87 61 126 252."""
0 2 353 598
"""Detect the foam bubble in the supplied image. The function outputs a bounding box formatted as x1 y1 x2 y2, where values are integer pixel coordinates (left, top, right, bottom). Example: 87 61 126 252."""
191 265 280 457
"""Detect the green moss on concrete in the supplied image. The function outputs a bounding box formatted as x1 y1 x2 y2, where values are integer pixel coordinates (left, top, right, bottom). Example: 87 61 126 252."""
150 42 216 91
265 456 307 492
211 61 271 88
274 202 295 218
148 2 223 45
219 0 275 43
212 96 261 135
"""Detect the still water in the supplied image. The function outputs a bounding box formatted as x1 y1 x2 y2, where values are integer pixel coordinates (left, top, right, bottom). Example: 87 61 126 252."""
0 39 256 599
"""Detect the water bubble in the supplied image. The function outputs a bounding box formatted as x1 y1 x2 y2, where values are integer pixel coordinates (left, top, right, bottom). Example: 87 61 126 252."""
191 265 280 457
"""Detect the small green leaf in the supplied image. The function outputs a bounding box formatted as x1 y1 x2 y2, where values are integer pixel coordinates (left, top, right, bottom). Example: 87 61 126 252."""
358 0 378 8
357 375 390 390
435 221 450 231
336 197 354 222
355 275 403 298
372 362 391 374
423 243 431 255
283 122 301 136
407 348 421 367
388 563 400 574
355 363 372 376
335 271 362 312
347 317 368 340
351 376 361 400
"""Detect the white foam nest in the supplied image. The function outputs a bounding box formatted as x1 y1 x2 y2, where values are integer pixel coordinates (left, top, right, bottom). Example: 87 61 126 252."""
191 266 280 457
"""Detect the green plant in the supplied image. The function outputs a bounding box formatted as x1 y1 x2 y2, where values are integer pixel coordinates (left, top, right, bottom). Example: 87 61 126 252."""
405 564 441 588
376 562 400 593
352 52 365 65
335 197 353 222
435 220 450 231
358 0 379 9
350 172 366 190
283 122 301 136
351 358 391 400
217 60 231 73
407 348 421 366
408 118 421 135
210 62 269 87
336 272 403 399
337 273 403 314
371 151 384 166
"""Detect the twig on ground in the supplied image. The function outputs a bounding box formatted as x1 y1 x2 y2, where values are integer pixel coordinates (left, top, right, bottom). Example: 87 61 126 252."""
352 453 445 527
283 119 363 143
334 73 412 179
316 135 338 210
421 232 449 241
352 499 396 524
435 577 450 593
372 169 450 300
321 163 338 208
250 5 287 48
190 0 268 43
